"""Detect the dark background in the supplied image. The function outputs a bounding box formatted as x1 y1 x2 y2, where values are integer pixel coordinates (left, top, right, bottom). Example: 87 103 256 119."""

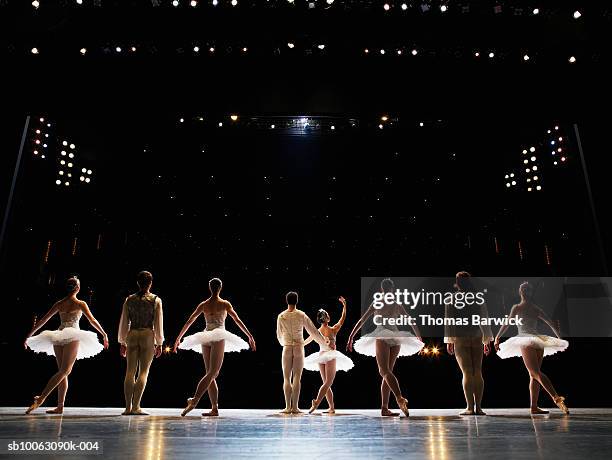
1 0 611 410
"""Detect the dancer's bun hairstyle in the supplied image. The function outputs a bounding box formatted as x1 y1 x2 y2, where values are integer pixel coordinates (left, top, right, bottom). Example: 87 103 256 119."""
317 309 329 324
520 281 534 300
66 276 79 294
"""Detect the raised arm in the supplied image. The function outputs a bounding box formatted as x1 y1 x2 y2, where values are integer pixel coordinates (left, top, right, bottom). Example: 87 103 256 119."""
536 305 561 338
332 296 347 331
346 303 375 351
24 302 59 348
495 304 518 350
80 301 109 349
173 303 203 352
303 314 330 348
227 302 256 351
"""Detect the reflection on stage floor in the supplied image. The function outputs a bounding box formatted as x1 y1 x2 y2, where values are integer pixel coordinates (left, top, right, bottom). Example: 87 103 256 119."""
1 408 611 459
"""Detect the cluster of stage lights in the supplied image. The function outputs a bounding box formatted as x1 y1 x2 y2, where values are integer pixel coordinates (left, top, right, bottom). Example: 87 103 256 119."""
504 125 566 193
419 346 440 356
32 118 94 187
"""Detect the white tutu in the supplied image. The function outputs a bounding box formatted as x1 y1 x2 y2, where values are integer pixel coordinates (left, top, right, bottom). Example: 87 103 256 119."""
26 328 104 360
497 334 569 359
353 327 424 357
179 328 249 353
304 350 354 372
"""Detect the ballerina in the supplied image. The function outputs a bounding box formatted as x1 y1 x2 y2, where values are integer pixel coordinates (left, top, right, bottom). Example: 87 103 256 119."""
24 276 109 414
305 296 354 415
277 291 330 415
346 278 423 417
174 278 256 416
494 281 570 415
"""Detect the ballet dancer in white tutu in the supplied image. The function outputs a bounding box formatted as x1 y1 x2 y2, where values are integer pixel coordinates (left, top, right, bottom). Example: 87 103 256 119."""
304 296 354 414
24 277 109 414
174 278 256 416
494 281 570 414
346 278 424 417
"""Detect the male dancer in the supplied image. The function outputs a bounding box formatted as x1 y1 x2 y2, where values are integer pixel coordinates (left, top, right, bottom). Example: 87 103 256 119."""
118 271 164 415
276 291 330 414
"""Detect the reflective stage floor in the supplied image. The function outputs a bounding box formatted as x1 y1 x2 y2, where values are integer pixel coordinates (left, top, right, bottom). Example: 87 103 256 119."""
2 408 612 459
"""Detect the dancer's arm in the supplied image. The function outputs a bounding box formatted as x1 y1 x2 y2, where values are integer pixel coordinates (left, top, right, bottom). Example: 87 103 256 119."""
536 305 561 338
118 298 129 357
80 301 109 349
276 314 284 345
303 314 330 348
332 296 347 331
24 302 59 348
153 297 165 357
494 304 518 351
444 299 456 354
173 303 202 352
227 302 256 351
346 303 375 351
303 334 315 346
478 301 494 355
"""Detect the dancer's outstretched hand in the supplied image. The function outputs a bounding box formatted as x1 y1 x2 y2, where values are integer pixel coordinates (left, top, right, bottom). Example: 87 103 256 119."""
248 336 256 351
173 339 180 353
494 338 501 352
346 337 353 352
339 296 346 305
120 344 127 358
102 334 109 350
446 343 455 355
154 345 162 358
23 339 30 350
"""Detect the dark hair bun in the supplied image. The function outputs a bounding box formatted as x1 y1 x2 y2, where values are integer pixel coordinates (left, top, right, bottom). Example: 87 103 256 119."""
317 309 328 324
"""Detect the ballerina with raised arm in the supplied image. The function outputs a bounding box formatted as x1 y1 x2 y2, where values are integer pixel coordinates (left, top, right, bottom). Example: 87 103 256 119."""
24 277 109 414
346 278 424 417
174 278 256 417
495 281 570 414
304 296 354 415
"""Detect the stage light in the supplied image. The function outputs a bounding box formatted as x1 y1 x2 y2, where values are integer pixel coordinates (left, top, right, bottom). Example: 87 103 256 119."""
230 114 238 121
82 168 87 173
505 174 509 179
383 3 390 11
131 46 137 52
378 124 384 129
573 10 582 19
68 163 73 168
56 180 62 185
76 0 83 3
70 143 75 149
80 176 85 182
179 118 184 123
287 42 295 49
331 125 335 130
209 47 215 53
488 52 494 58
531 156 536 161
532 165 538 171
525 168 530 173
569 56 576 63
523 159 528 164
381 116 388 121
60 160 66 165
440 5 447 13
212 0 218 5
536 185 542 190
39 118 44 122
32 1 39 9
558 147 562 152
34 150 38 155
554 161 558 165
401 3 407 10
532 8 539 15
43 143 47 148
270 124 275 129
318 44 325 50
380 49 386 55
397 49 402 55
218 122 223 127
62 140 68 146
528 187 532 191
172 0 179 6
64 182 70 186
85 177 91 183
550 140 556 145
561 156 566 162
511 181 516 185
533 176 539 181
527 178 531 183
522 149 527 154
87 169 92 175
190 0 197 6
59 171 64 175
509 173 515 177
80 48 87 55
530 146 535 152
67 173 72 178
326 0 334 4
31 48 39 55
116 46 122 53
242 47 248 52
419 122 424 127
506 183 511 187
193 46 199 52
411 49 418 56
523 54 530 61
231 0 237 6
474 51 480 57
68 153 74 158
554 125 559 130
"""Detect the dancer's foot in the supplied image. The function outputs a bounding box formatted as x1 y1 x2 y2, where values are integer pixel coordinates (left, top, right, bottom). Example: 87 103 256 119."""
381 408 400 417
181 398 198 417
202 408 219 417
309 399 321 414
279 408 292 414
474 408 487 416
459 408 475 416
25 396 43 415
290 408 303 415
531 407 549 415
323 409 336 415
46 406 64 415
130 409 149 416
554 396 570 414
396 397 409 417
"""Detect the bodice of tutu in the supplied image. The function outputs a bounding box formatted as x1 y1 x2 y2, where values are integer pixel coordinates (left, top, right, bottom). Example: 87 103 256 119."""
59 310 82 330
319 331 336 352
204 309 227 331
517 312 539 335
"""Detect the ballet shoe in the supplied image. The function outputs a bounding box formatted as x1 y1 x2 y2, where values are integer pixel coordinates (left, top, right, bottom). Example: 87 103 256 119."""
181 398 198 417
474 408 487 416
202 409 219 417
309 399 321 414
121 409 132 415
381 408 400 417
130 409 149 416
323 409 336 415
279 408 292 415
554 396 570 414
45 407 64 415
25 396 42 415
290 408 303 415
459 409 475 416
396 397 409 417
530 407 549 415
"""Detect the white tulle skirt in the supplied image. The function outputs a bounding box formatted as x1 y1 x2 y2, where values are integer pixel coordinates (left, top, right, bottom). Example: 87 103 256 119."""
497 334 569 359
354 327 425 357
179 328 249 353
26 328 104 360
304 350 354 372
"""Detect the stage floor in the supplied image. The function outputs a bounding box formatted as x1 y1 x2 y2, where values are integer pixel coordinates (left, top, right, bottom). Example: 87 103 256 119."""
2 408 612 459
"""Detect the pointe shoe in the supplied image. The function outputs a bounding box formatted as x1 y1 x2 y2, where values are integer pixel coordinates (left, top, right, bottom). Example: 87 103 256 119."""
397 397 409 417
530 407 549 415
554 396 570 414
25 396 42 415
309 399 321 414
46 407 64 415
181 398 198 417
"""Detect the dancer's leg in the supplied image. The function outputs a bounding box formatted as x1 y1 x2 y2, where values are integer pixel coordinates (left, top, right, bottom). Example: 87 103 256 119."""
123 331 140 414
381 344 400 416
182 340 225 416
455 338 475 415
27 341 79 414
46 345 68 414
375 341 408 415
310 360 337 413
529 349 548 414
131 330 155 414
202 345 219 416
521 346 559 401
319 363 335 413
290 345 305 413
281 346 294 413
471 339 486 415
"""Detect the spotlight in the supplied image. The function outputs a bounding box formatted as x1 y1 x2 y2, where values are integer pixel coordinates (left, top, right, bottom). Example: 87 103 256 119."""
440 5 447 13
87 169 92 175
364 48 369 54
193 46 200 52
242 47 248 53
270 124 275 129
488 52 494 58
209 47 215 53
419 122 424 127
326 0 334 4
82 168 87 173
561 156 566 162
56 180 62 185
172 0 179 6
230 114 238 121
397 49 402 55
318 44 325 50
381 116 388 121
330 125 335 130
231 0 237 6
523 54 530 61
532 8 539 15
76 0 83 3
530 156 536 161
67 163 73 168
401 3 408 10
380 49 386 55
80 176 85 182
522 149 527 154
116 46 122 53
32 1 39 9
474 51 480 57
59 171 64 175
218 122 223 127
68 153 74 158
569 56 576 63
536 185 542 190
39 118 44 122
573 10 581 19
383 3 390 11
85 177 91 183
60 160 66 165
70 143 75 149
80 48 87 55
532 165 538 171
65 182 70 186
510 173 515 177
411 49 418 56
130 46 137 52
190 0 197 6
378 124 384 129
287 42 295 49
506 183 511 188
529 146 535 152
212 0 218 4
511 181 516 185
31 47 39 55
